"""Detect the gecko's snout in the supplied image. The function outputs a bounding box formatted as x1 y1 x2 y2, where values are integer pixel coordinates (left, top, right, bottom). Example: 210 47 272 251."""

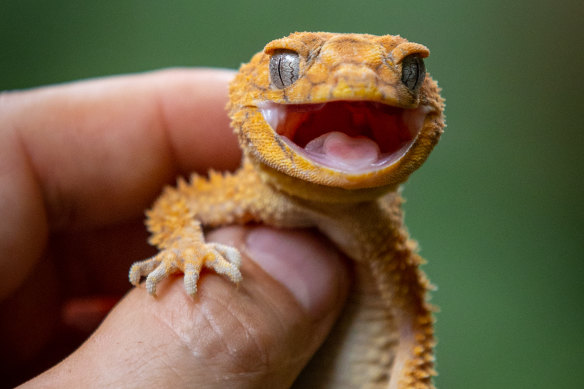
328 64 381 101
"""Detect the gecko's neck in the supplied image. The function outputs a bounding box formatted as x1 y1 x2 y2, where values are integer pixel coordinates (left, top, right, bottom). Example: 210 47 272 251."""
250 158 397 204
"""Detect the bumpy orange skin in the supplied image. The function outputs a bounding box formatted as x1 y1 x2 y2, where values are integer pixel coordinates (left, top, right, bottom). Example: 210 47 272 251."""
228 32 444 194
130 32 446 389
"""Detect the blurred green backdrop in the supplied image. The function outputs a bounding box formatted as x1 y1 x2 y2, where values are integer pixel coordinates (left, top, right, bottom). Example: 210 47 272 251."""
1 1 582 388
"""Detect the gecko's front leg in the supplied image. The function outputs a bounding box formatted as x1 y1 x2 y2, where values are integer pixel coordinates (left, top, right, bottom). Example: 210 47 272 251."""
129 161 310 296
128 204 242 296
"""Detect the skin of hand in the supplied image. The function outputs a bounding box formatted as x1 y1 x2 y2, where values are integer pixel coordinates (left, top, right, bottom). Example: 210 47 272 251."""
0 69 350 388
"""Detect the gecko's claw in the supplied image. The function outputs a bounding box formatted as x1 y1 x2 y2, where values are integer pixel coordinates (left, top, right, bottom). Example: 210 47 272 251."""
181 243 242 296
205 243 243 280
129 243 242 297
129 256 161 287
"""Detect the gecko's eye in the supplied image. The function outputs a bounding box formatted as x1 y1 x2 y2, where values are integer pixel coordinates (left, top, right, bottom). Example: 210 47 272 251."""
269 50 300 89
401 54 426 91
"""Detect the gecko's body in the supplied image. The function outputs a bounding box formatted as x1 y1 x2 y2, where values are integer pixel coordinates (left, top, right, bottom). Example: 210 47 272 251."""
130 32 445 388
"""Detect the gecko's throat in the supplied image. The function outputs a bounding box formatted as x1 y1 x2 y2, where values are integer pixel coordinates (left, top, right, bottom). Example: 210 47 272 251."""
260 101 427 173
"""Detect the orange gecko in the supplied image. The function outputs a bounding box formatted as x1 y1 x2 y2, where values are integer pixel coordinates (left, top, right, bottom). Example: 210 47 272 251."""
130 32 445 388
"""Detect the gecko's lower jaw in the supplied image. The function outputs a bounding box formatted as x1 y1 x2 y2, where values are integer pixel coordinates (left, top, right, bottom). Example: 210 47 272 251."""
260 101 428 173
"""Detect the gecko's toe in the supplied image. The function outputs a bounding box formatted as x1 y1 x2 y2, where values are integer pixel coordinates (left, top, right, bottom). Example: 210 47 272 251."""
144 252 180 296
209 243 242 267
129 257 161 286
183 259 203 296
130 243 242 297
204 244 243 284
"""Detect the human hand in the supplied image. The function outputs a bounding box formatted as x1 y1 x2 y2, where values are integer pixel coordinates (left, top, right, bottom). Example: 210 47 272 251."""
0 69 350 388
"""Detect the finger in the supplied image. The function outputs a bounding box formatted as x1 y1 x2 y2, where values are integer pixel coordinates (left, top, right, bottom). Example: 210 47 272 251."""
0 69 238 298
1 68 239 230
19 226 350 389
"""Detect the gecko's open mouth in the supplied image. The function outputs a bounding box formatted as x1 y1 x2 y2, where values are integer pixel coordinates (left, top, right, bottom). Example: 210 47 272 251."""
260 101 428 172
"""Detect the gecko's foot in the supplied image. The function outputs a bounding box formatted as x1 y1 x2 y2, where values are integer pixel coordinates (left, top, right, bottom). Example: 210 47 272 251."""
129 242 242 296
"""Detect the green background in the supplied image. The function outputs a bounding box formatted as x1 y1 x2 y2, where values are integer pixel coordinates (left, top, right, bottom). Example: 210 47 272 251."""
2 1 582 388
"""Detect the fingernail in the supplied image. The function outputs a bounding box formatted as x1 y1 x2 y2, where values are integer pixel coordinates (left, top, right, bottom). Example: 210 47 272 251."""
245 227 347 317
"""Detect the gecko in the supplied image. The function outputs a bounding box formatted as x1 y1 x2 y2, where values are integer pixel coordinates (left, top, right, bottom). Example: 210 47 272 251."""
129 32 445 389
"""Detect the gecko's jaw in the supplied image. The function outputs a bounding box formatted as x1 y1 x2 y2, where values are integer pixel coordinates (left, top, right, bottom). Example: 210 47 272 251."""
260 101 428 173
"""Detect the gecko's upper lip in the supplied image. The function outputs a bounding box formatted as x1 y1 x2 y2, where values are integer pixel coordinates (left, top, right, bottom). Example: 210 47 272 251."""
259 101 428 172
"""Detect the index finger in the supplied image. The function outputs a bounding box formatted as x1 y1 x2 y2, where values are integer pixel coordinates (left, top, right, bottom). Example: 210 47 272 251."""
0 69 238 298
1 68 239 229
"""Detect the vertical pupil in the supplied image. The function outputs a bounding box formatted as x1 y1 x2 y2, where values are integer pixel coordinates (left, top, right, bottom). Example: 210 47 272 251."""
402 56 424 90
413 60 419 84
270 50 299 89
278 57 285 85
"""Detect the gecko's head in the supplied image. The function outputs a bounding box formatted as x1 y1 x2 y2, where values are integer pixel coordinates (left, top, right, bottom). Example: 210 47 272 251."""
228 32 445 201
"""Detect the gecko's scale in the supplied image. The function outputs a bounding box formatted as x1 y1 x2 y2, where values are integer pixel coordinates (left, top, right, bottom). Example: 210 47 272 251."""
129 32 445 388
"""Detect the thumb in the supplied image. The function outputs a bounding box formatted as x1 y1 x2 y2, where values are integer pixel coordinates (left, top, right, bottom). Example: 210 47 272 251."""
21 226 350 389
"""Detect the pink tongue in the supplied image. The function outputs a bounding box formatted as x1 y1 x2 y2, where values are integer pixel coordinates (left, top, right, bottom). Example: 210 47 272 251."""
304 131 380 170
